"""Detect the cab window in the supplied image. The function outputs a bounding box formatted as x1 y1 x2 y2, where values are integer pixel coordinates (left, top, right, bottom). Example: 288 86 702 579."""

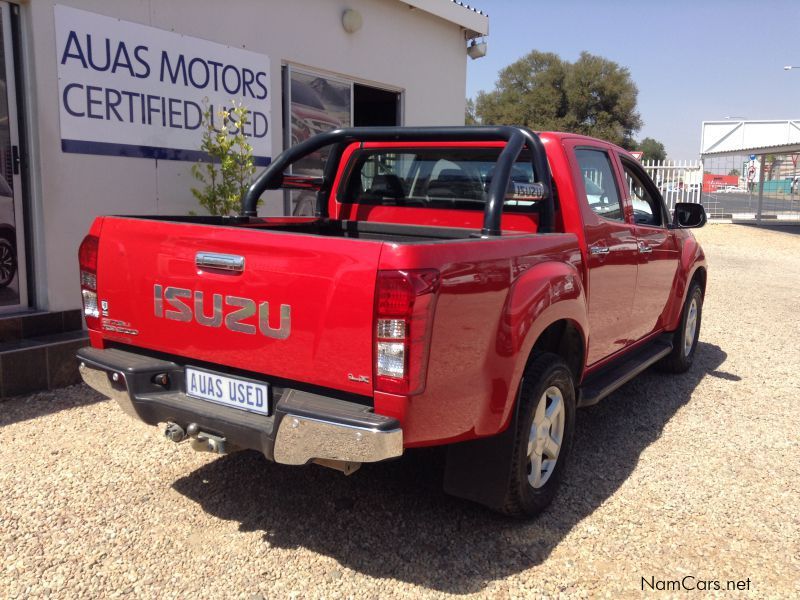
340 147 540 213
620 160 664 227
574 148 624 221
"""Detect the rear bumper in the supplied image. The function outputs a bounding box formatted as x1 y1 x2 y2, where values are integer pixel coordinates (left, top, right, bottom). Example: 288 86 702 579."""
76 346 403 465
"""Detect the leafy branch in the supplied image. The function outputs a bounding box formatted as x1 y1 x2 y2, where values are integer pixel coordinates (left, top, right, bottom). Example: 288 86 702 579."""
191 100 257 216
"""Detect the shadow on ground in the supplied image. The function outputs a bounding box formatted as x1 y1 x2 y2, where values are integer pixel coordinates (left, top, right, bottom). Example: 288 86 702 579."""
737 223 800 235
173 342 728 594
0 384 107 428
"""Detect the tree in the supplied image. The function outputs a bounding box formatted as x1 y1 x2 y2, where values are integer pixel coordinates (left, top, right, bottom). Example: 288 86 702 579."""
563 52 642 148
465 98 479 125
728 168 740 177
474 50 642 148
475 51 567 131
764 154 778 180
637 137 666 162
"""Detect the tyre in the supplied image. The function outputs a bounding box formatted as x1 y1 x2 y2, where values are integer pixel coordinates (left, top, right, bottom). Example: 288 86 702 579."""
0 236 17 288
658 281 703 373
499 352 576 518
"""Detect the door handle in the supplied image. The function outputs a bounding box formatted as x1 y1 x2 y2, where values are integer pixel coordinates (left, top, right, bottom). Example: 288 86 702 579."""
589 245 610 255
196 252 245 272
638 242 653 254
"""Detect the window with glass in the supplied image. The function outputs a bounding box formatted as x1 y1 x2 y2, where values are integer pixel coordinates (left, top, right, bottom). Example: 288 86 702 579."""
621 160 664 227
574 148 624 221
339 148 542 212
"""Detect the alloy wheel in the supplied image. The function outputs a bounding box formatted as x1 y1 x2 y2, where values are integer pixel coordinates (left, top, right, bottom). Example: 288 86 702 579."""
526 385 565 489
684 296 698 356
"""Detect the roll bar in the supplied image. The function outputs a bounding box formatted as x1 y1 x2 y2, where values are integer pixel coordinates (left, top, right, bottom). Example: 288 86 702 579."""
242 126 554 236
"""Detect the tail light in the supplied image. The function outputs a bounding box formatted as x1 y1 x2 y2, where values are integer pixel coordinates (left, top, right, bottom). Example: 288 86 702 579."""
374 269 440 395
79 234 100 329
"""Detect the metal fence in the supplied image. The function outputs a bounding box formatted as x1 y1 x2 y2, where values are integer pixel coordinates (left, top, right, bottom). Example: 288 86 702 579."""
641 159 703 209
698 153 800 222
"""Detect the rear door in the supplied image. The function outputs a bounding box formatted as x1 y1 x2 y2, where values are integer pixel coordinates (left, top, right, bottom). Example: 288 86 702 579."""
569 144 640 365
617 155 681 340
96 217 382 396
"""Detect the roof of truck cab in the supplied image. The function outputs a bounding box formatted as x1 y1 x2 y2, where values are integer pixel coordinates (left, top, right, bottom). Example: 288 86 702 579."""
538 131 635 157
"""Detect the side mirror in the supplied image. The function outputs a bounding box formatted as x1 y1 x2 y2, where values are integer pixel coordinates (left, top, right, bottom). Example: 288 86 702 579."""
673 202 706 228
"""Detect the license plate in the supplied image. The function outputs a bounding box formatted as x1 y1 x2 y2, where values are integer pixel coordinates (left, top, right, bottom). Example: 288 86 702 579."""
185 367 270 416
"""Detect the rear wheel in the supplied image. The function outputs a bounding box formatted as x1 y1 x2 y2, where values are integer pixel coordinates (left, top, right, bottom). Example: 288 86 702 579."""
499 352 576 518
0 236 17 288
658 281 703 373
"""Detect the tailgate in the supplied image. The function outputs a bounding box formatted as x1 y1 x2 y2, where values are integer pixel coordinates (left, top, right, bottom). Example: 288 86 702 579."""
95 217 382 396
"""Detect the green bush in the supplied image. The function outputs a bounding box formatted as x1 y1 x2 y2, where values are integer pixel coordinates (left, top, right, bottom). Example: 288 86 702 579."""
191 100 257 216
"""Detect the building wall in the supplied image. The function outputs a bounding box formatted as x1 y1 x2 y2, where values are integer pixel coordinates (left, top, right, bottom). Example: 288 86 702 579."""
22 0 469 311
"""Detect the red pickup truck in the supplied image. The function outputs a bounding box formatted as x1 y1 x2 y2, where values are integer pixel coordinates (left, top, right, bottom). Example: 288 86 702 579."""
77 127 707 517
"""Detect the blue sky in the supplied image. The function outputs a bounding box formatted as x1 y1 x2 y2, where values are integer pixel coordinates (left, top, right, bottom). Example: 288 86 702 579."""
465 0 800 158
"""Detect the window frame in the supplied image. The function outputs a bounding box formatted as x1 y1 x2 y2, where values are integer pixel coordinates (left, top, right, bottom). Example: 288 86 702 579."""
573 146 628 224
618 155 671 229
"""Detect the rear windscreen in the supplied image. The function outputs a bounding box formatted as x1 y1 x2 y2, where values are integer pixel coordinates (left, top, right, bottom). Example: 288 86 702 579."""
338 148 542 212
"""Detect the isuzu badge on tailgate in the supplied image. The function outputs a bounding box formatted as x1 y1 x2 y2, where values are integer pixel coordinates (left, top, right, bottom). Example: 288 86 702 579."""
154 284 291 339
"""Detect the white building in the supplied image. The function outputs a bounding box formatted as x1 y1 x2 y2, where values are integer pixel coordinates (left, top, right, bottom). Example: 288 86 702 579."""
0 0 488 395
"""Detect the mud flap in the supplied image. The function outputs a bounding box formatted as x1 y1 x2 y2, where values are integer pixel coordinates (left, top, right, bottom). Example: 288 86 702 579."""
443 403 520 511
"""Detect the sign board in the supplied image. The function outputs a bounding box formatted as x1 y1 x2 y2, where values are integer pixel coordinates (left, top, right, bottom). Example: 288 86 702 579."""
630 151 644 161
746 158 760 183
749 154 756 160
54 5 271 165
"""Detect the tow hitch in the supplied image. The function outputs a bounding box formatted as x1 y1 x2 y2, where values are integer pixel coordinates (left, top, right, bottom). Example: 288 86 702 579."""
164 422 229 454
163 422 186 443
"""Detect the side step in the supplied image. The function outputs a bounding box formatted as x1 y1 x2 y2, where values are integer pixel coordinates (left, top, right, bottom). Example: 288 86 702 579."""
578 338 672 407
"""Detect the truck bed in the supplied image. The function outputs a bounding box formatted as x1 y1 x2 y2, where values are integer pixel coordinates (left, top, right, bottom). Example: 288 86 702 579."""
128 215 522 243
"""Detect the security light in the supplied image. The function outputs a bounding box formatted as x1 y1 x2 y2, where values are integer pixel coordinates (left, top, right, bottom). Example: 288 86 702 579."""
342 9 362 33
467 39 487 60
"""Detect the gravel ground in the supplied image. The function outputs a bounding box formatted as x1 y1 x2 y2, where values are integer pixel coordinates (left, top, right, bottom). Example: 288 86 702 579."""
1 224 799 598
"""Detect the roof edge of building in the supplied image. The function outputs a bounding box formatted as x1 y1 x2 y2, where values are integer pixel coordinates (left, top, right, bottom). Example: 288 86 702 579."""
398 0 489 37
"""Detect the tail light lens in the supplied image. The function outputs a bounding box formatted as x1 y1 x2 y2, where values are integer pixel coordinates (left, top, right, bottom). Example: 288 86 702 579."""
79 234 100 329
374 269 440 395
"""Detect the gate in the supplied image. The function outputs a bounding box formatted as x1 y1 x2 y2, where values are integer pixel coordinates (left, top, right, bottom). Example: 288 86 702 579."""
696 152 800 222
699 121 800 222
640 159 703 210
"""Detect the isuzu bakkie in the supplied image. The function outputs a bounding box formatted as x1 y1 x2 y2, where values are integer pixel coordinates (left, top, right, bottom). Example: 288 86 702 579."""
77 126 707 517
